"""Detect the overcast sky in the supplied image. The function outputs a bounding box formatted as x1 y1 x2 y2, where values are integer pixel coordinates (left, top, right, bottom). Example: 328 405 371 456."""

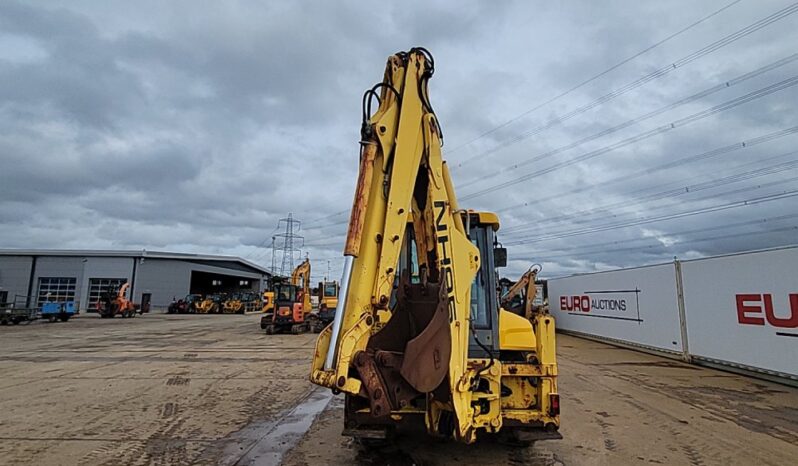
1 0 797 282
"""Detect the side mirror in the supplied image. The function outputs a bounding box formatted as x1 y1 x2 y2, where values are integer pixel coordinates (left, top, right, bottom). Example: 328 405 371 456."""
493 247 508 267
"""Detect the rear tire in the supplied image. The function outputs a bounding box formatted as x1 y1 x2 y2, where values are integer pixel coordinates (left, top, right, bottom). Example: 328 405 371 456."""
264 324 275 335
48 315 57 323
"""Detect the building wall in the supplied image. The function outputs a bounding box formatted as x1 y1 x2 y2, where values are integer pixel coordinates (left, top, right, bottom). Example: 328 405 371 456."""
1 254 269 311
133 259 192 310
0 256 34 305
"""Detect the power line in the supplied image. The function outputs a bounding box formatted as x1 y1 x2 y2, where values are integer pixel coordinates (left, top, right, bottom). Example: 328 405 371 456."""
302 239 345 249
292 153 798 249
243 223 282 261
299 175 798 247
458 52 798 190
446 0 743 161
494 125 798 214
452 1 798 170
303 209 349 226
516 224 798 264
501 153 798 235
504 176 798 241
302 218 349 232
510 213 798 259
504 188 798 245
460 75 798 201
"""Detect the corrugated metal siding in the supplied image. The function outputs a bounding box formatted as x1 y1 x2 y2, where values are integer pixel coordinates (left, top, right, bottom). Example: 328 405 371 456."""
134 259 192 310
0 256 34 304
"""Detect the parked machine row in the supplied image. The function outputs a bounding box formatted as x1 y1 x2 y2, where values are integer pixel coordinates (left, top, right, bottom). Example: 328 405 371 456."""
167 291 262 314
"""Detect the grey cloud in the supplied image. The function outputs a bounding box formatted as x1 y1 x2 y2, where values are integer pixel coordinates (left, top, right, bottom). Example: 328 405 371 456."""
1 0 796 283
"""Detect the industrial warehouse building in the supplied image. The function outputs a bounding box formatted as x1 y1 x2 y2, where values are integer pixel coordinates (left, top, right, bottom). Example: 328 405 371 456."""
0 250 272 312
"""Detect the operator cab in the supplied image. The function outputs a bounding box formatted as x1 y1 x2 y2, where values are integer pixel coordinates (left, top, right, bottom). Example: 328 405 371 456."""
322 281 338 299
275 284 298 304
395 211 505 359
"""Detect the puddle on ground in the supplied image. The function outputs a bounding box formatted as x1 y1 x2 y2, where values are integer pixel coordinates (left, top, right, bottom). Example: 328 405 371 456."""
220 387 333 466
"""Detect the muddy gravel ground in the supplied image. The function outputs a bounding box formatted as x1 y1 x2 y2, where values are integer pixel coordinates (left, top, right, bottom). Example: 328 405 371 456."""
0 312 318 465
1 313 796 466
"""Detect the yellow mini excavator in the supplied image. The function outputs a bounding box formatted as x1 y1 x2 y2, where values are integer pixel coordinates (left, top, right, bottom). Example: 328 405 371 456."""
310 280 339 333
309 48 560 445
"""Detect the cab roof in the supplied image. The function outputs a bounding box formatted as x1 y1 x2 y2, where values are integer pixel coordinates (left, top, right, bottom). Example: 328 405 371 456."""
467 211 500 231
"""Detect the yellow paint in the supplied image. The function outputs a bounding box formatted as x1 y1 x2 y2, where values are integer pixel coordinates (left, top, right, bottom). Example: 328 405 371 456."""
498 310 537 351
309 48 559 444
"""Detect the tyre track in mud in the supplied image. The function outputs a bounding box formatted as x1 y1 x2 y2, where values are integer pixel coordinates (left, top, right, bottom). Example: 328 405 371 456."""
0 314 319 465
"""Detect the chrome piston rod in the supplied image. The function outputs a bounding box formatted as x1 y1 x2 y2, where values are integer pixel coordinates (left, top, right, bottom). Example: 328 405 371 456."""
324 255 354 370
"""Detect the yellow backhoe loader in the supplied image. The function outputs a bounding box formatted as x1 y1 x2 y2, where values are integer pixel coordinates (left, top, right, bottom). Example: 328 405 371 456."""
309 48 560 445
501 265 546 320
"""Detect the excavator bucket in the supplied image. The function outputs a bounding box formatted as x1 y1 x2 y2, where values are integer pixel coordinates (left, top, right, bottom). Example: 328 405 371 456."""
353 275 451 415
399 282 451 392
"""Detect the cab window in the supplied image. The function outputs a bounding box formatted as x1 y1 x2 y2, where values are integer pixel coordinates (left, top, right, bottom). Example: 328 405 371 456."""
469 226 491 329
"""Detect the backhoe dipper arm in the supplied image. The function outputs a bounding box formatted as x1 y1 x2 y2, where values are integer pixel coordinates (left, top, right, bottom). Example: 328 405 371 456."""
291 259 311 289
500 265 541 317
312 48 481 442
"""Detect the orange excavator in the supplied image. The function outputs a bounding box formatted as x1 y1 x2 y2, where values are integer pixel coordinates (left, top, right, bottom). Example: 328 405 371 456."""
98 282 138 318
261 259 313 334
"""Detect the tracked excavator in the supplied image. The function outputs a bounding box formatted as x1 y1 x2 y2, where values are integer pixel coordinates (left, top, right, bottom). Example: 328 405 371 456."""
261 259 313 334
309 48 560 444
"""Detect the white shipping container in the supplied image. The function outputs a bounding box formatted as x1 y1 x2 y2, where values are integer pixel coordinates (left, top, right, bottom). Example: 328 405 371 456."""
681 246 798 378
548 263 684 354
